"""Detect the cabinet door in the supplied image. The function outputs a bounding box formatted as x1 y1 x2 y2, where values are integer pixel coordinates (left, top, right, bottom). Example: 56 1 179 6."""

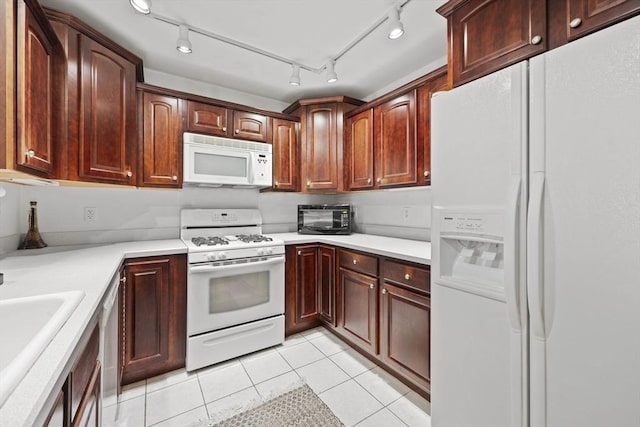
285 245 320 335
140 92 182 187
70 325 99 424
233 111 269 142
71 364 100 427
186 101 229 136
302 104 340 191
380 282 431 393
374 92 417 188
345 109 374 190
271 119 299 191
439 0 546 87
318 245 336 326
16 0 59 176
565 0 640 41
121 255 187 385
43 385 67 427
79 36 136 184
417 69 448 185
338 268 377 355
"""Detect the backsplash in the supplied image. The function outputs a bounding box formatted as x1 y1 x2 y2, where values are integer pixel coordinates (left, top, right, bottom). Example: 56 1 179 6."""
0 183 431 256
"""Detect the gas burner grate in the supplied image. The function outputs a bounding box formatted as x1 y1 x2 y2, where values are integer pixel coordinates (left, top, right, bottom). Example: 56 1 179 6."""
235 234 273 243
192 236 229 247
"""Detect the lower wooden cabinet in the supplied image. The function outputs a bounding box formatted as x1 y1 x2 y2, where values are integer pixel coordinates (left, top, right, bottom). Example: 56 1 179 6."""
379 282 431 392
121 254 187 385
285 245 320 335
43 387 66 427
337 268 378 355
318 245 336 326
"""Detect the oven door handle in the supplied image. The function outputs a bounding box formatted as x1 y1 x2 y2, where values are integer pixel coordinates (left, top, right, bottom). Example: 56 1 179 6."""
189 255 285 274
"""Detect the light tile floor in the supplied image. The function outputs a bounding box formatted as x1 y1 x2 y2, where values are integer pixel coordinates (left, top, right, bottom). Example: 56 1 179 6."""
104 326 431 427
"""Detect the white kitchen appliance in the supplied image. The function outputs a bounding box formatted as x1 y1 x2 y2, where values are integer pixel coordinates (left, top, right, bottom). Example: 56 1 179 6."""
180 209 285 371
183 132 272 188
431 16 640 427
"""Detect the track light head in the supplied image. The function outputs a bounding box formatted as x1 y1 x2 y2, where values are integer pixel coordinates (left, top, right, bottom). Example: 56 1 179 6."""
129 0 152 15
289 64 301 86
326 61 338 83
387 7 404 40
176 25 192 54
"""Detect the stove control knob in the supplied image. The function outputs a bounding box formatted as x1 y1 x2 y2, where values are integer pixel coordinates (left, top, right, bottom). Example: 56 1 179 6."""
265 247 273 255
218 252 227 260
206 253 217 261
257 248 265 256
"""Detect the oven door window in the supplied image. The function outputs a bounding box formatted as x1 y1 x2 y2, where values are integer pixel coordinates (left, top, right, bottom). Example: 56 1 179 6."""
208 271 269 313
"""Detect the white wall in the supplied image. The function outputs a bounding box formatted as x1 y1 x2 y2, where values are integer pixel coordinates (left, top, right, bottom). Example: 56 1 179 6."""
0 182 430 256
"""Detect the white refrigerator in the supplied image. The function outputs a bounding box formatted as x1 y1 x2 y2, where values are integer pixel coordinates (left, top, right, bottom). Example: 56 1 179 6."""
430 15 640 427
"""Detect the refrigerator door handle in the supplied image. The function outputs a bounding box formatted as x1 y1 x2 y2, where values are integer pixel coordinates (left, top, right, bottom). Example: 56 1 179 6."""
504 176 522 332
527 172 546 340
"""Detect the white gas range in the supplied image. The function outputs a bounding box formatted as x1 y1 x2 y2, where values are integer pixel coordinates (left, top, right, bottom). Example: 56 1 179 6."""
180 209 285 371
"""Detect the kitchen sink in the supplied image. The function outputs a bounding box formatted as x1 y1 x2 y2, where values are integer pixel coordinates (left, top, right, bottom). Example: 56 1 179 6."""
0 291 85 406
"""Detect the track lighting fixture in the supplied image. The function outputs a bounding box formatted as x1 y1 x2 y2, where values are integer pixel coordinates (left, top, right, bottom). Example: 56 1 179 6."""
129 0 152 15
326 61 338 83
387 7 404 39
289 64 301 86
176 25 192 54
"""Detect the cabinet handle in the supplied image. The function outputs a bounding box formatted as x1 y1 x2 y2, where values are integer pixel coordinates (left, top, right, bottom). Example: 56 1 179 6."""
126 171 132 177
531 35 542 45
377 178 382 183
569 18 582 28
424 170 430 178
367 178 371 184
404 273 411 280
120 276 126 283
222 127 227 132
297 250 301 255
235 129 240 134
27 149 35 158
352 259 357 265
369 284 375 289
274 181 279 187
382 288 387 294
172 175 178 181
306 181 311 187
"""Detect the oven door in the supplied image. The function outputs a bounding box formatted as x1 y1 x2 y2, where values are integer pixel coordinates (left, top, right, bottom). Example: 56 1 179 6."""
187 255 285 336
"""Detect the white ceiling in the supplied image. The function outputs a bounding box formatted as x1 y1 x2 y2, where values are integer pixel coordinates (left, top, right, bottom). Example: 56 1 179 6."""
39 0 448 109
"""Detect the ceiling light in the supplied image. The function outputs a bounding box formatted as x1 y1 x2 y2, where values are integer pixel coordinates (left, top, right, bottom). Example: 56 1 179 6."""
326 61 338 83
129 0 152 15
289 64 301 86
387 7 404 39
176 25 192 54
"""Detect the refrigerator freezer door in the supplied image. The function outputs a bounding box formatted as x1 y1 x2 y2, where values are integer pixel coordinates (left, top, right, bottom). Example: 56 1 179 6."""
528 15 640 427
431 62 528 427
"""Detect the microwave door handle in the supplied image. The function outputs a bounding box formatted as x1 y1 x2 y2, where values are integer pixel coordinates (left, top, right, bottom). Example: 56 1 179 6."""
248 152 255 184
189 255 285 274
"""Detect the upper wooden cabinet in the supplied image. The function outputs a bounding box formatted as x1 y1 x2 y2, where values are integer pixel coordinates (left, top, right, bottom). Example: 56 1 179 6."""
374 91 418 188
286 97 364 192
345 109 374 190
438 0 640 87
417 68 449 185
186 101 229 136
437 0 546 87
271 118 299 191
186 101 270 142
46 8 142 185
140 90 182 188
232 111 269 142
15 0 62 178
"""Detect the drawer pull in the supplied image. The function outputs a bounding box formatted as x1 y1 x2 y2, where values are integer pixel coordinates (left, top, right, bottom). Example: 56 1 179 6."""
369 283 374 289
382 288 387 294
531 35 542 45
404 273 411 280
569 18 582 28
27 149 35 158
297 250 301 255
353 259 357 265
172 175 178 181
222 127 227 132
126 171 132 178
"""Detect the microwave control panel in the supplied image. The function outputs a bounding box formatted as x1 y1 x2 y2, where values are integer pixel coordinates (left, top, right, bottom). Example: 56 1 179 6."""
253 153 272 185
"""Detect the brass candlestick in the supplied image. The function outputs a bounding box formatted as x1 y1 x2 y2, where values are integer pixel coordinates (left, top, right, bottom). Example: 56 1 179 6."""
18 201 47 250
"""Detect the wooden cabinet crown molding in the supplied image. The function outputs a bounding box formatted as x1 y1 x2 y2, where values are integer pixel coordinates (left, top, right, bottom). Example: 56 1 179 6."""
283 95 365 116
43 6 144 82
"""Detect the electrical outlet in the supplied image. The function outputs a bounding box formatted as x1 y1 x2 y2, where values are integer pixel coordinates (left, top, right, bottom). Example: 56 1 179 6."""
84 207 97 222
402 206 410 222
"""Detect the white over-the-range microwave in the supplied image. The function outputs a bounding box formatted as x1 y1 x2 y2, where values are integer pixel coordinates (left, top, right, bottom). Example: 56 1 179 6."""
183 132 273 188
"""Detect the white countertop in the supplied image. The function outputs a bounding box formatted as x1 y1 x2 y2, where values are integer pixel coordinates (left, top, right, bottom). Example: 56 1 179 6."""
0 233 428 425
269 233 431 265
0 240 187 427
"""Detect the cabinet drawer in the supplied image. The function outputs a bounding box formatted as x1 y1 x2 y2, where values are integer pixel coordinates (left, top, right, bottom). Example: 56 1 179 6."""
382 259 430 294
339 249 378 276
